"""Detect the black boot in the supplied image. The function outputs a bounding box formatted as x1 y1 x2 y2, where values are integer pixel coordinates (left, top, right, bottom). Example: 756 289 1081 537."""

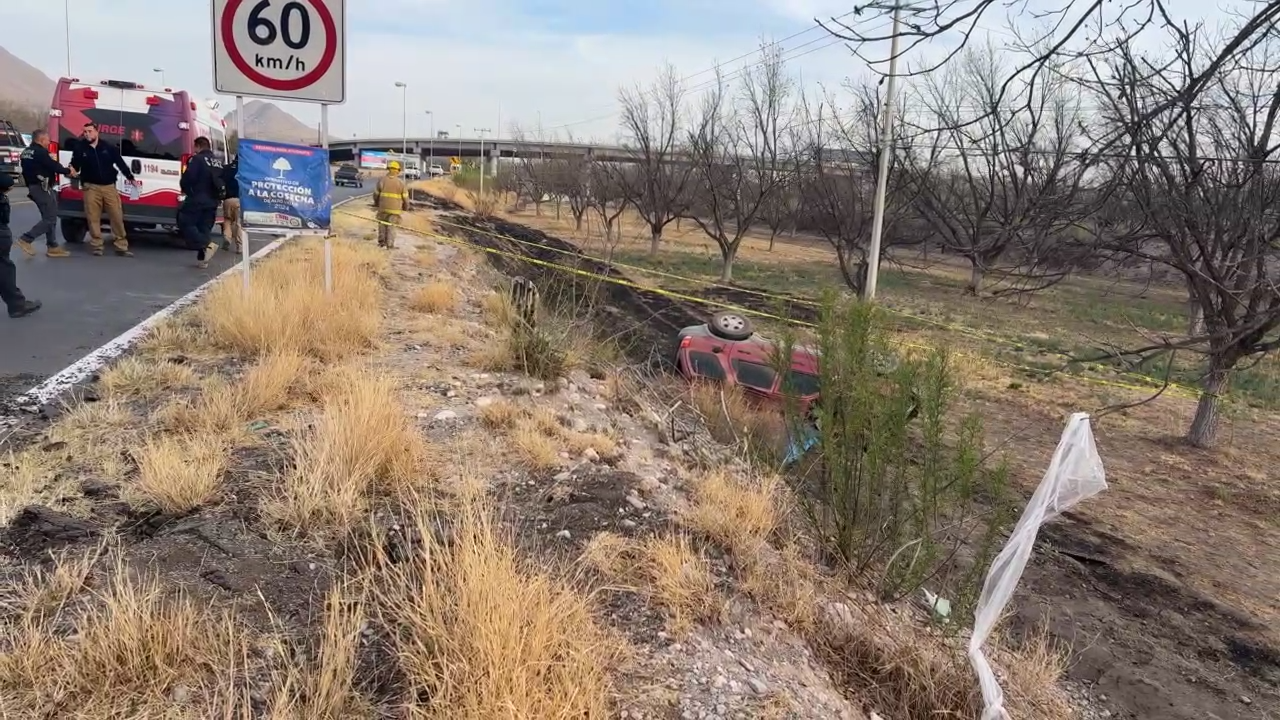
8 300 42 318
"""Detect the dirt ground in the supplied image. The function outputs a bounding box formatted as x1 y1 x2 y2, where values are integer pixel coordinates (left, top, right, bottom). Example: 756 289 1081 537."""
0 212 946 719
410 180 1280 719
1 183 1274 718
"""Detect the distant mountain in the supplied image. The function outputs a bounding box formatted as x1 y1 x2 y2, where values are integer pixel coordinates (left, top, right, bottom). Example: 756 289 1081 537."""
224 100 335 144
0 45 56 131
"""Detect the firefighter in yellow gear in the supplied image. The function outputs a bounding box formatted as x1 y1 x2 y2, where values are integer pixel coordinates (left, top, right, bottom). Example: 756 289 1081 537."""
373 160 411 248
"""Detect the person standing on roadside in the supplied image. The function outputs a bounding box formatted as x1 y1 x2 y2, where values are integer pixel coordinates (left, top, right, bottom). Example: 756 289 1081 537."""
177 136 225 269
18 129 77 258
0 175 42 318
373 159 410 249
69 121 137 257
220 153 242 254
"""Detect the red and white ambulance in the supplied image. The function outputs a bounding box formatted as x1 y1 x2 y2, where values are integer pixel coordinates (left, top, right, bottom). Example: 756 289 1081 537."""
46 77 229 244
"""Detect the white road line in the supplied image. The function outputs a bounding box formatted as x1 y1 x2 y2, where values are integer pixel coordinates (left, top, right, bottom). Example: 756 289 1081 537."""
1 193 371 424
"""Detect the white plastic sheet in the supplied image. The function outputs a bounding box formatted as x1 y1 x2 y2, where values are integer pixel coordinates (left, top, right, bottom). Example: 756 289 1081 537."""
968 412 1107 720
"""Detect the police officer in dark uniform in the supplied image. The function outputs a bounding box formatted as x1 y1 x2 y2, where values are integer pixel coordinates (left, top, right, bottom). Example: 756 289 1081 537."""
0 174 42 318
18 129 76 258
178 135 225 269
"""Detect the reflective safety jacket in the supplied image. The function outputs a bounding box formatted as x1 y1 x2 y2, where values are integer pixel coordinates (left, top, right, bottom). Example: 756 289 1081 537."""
374 174 409 214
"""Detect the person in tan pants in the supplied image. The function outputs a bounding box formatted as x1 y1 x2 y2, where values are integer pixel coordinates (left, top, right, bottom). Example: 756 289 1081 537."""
82 184 130 256
220 154 242 252
69 121 136 257
221 197 241 252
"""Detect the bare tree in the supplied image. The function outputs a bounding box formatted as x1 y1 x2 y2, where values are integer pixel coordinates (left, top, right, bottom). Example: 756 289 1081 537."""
759 173 801 251
817 1 1280 161
618 62 695 255
685 46 798 282
1083 23 1280 448
797 82 923 295
510 126 553 215
587 163 629 247
905 43 1092 295
548 150 593 231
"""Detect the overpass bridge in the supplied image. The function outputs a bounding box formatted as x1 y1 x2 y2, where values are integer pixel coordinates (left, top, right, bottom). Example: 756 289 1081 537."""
327 136 635 171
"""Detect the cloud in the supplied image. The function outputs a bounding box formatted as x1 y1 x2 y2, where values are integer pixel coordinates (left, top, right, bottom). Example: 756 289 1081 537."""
0 0 1232 144
0 0 864 142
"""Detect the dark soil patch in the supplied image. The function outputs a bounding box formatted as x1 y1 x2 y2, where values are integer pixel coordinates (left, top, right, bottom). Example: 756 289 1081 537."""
417 195 704 366
434 202 1280 720
1012 517 1279 719
504 465 673 646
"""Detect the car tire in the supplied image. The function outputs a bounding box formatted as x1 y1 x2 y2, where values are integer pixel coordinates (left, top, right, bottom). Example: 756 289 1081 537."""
708 311 754 341
60 218 87 244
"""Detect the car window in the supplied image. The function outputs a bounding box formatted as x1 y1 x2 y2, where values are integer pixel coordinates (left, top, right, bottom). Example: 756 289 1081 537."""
782 369 820 396
687 351 726 381
116 111 184 161
733 360 777 391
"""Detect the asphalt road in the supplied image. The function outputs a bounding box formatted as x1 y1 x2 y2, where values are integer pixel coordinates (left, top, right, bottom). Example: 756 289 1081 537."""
0 186 368 405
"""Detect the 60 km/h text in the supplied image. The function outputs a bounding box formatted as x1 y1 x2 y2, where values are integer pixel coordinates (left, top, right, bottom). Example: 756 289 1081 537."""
255 54 306 71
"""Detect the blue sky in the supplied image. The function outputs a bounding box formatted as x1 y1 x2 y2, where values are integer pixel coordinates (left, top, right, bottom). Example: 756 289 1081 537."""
0 0 1235 143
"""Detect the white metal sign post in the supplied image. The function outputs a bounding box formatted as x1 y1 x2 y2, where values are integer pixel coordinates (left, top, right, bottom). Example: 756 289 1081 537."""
211 0 346 294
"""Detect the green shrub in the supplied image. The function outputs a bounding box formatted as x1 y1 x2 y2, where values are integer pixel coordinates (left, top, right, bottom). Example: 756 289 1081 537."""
779 295 1014 615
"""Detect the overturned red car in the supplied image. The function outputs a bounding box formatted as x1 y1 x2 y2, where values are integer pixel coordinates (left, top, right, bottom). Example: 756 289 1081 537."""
674 311 821 412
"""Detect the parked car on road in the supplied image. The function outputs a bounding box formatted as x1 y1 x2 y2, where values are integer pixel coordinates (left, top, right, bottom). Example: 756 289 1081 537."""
334 164 363 188
428 164 445 177
0 119 24 185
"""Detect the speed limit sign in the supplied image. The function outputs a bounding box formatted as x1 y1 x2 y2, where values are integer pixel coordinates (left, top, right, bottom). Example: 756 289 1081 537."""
211 0 346 103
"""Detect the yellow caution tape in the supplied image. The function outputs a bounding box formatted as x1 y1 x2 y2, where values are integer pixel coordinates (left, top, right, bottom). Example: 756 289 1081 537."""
336 208 1204 401
422 214 1204 397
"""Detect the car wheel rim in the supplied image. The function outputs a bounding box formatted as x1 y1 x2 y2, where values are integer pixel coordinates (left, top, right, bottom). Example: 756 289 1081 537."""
719 315 745 332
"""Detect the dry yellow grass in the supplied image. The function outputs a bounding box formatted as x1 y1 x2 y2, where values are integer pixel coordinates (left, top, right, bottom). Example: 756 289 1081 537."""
408 281 458 314
131 434 228 513
0 449 64 524
136 318 215 358
478 399 521 429
0 556 248 718
199 239 385 360
690 383 787 451
370 494 622 718
479 290 518 328
511 415 562 469
685 468 782 559
97 356 197 400
262 372 432 537
413 247 438 268
3 399 144 513
487 404 617 468
264 582 373 718
580 531 635 581
158 351 310 439
640 534 719 634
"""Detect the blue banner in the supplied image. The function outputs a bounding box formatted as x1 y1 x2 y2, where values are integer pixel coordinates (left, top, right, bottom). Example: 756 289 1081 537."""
237 139 332 233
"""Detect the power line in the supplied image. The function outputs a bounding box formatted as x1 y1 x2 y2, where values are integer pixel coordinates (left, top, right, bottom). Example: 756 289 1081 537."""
538 14 891 135
537 8 865 132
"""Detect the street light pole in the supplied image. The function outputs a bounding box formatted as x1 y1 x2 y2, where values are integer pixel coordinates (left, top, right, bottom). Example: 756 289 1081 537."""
474 127 490 195
394 81 408 158
64 0 72 75
864 3 904 301
153 68 165 87
455 124 462 169
425 110 434 169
